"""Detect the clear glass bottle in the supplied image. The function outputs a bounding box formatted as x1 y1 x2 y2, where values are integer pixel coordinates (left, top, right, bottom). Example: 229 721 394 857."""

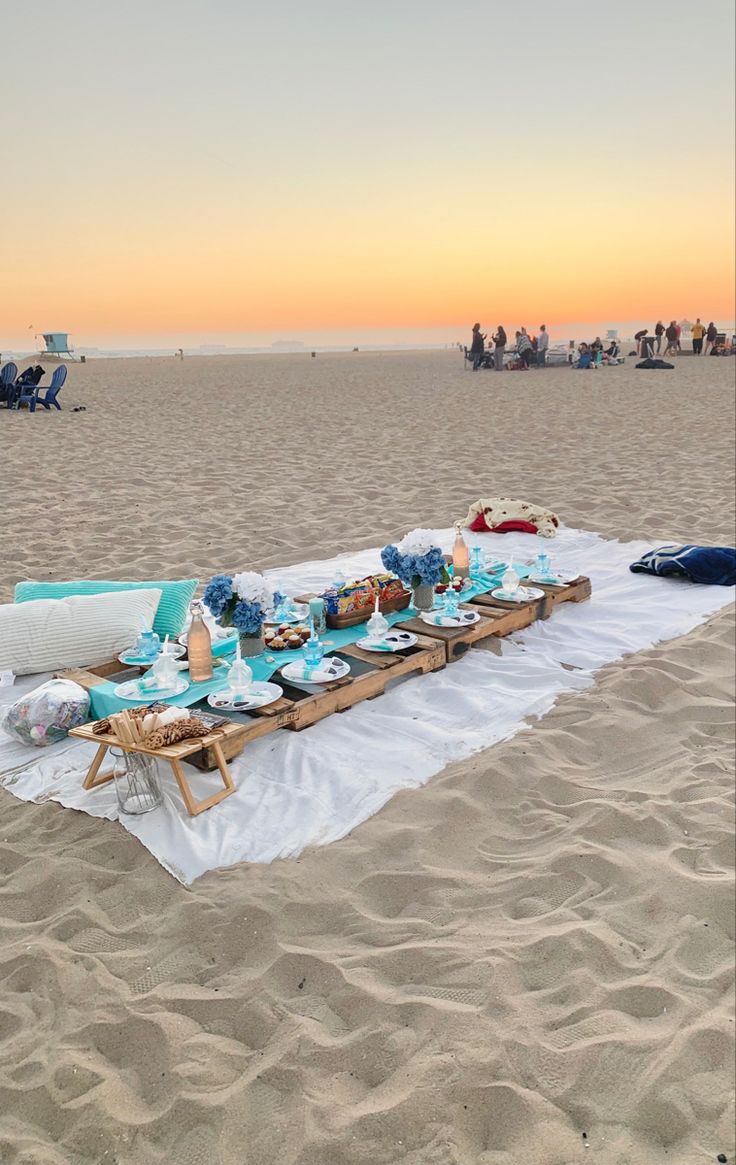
366 593 389 641
187 600 213 682
452 523 469 579
501 558 521 596
227 640 253 696
151 648 178 690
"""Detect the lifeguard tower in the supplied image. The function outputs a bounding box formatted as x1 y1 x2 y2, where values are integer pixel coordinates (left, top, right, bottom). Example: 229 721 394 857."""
38 332 76 361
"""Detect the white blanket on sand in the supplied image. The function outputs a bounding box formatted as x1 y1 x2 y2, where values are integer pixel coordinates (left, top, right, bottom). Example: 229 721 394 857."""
0 526 732 885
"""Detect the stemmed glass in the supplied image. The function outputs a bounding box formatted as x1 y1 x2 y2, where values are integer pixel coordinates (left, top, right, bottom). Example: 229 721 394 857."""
469 546 485 577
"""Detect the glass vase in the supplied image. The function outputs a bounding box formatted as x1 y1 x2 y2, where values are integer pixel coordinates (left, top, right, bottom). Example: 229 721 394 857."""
239 631 265 658
412 583 435 612
112 748 163 815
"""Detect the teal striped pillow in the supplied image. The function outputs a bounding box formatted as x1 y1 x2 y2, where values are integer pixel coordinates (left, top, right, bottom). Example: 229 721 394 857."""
14 578 197 638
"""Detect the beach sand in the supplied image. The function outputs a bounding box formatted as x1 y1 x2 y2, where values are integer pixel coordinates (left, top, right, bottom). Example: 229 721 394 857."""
0 352 734 1164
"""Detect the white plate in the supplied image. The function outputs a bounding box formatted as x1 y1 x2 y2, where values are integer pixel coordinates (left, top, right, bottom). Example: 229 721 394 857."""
281 657 350 684
491 586 545 603
264 603 310 625
420 608 480 628
117 650 160 667
119 644 187 666
161 644 187 659
113 676 190 701
207 682 283 711
356 631 418 653
528 573 574 586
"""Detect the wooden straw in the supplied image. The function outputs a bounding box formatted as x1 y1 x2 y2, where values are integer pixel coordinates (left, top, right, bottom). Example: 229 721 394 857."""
111 713 128 744
127 711 141 745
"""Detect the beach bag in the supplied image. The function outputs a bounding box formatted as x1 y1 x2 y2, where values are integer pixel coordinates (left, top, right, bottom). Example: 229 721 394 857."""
0 679 90 747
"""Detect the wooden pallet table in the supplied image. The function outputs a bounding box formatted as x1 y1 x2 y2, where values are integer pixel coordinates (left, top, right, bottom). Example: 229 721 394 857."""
395 575 591 662
64 634 446 809
186 631 446 759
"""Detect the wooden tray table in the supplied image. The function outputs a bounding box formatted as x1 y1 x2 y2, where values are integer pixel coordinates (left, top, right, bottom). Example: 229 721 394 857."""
69 721 241 816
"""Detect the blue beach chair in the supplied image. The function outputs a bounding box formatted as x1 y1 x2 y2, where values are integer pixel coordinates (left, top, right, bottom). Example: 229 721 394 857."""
16 381 40 411
34 365 68 410
1 362 18 407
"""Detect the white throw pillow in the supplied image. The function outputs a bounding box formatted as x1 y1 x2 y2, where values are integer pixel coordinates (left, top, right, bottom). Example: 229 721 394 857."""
0 589 162 675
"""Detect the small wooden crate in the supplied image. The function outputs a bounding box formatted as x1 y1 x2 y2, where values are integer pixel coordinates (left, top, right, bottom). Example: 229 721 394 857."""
395 576 591 662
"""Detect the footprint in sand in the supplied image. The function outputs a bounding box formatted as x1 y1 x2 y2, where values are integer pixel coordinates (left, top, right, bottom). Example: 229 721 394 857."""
170 1124 221 1165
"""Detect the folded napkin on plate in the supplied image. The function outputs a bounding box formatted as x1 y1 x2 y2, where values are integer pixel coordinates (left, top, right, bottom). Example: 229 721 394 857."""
430 611 476 626
290 657 343 679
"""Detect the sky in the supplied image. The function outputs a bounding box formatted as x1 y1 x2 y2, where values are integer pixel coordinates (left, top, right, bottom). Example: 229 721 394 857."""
1 0 734 350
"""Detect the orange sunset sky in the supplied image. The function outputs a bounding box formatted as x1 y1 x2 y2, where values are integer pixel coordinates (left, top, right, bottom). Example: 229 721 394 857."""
2 0 734 348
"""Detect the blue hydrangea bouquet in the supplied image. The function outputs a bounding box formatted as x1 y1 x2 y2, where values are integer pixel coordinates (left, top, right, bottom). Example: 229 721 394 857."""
380 529 449 590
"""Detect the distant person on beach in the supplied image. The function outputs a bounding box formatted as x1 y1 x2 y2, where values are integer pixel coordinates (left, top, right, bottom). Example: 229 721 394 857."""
704 321 718 356
492 325 507 370
663 321 678 356
691 318 705 355
591 336 603 362
675 323 682 352
517 328 533 367
634 328 649 356
654 320 665 353
575 342 593 369
470 323 486 370
536 324 549 367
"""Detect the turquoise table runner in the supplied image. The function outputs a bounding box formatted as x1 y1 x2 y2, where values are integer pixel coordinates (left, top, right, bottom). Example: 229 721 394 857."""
88 567 532 719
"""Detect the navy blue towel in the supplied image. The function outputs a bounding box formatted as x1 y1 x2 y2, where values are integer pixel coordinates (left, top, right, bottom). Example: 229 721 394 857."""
630 545 736 586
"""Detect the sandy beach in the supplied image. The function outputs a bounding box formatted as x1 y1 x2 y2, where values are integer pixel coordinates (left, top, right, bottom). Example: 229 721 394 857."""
0 351 733 1165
